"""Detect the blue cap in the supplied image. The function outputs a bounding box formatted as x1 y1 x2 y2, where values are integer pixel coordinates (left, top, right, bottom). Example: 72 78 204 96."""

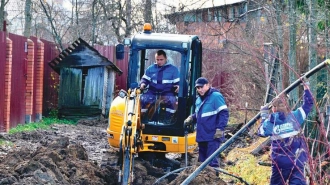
195 77 209 87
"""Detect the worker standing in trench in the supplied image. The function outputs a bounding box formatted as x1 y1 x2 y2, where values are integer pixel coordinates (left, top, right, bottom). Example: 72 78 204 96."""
257 78 313 185
184 77 229 168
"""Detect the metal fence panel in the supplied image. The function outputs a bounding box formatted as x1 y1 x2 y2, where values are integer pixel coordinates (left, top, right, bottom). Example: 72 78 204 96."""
0 32 6 131
115 47 129 91
41 39 59 117
8 33 27 127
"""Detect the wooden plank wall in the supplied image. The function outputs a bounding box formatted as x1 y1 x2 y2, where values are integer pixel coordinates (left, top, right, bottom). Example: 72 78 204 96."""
94 45 129 93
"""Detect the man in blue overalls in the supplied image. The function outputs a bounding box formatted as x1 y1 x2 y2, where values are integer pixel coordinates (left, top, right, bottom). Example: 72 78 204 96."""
258 79 313 185
140 50 179 123
184 77 229 167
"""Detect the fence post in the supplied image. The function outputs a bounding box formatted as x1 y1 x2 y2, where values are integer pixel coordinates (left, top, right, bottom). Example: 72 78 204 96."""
25 39 34 123
4 37 12 132
35 39 44 122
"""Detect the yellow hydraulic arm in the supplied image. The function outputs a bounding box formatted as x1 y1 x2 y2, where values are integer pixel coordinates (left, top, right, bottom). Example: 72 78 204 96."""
117 88 143 185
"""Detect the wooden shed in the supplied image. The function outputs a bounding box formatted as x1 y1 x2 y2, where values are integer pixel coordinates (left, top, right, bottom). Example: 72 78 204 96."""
48 38 122 120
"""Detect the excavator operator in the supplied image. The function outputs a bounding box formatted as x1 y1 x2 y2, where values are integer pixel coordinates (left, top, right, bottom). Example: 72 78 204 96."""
139 50 180 124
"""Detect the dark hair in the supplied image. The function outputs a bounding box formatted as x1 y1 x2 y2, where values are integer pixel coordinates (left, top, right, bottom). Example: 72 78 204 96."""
156 50 167 58
272 95 290 115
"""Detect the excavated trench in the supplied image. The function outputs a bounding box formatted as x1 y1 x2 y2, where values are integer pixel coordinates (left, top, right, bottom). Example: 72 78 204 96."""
0 119 228 185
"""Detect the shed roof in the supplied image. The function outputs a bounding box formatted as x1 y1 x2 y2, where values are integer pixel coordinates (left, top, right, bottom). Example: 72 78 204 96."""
165 0 247 23
180 0 246 10
48 38 122 75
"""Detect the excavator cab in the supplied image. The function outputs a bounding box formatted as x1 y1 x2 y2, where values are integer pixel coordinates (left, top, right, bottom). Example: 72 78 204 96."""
134 49 197 138
106 23 202 184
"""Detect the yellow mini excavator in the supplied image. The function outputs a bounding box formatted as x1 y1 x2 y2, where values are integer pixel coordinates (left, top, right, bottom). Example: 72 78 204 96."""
107 23 203 184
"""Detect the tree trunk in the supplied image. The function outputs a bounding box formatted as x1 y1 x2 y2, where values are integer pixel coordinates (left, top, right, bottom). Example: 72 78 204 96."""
39 0 63 50
0 0 5 31
308 0 317 97
125 0 131 38
71 0 74 25
274 0 284 91
92 0 96 46
144 0 152 23
76 0 80 37
288 0 298 105
23 0 32 37
325 2 330 94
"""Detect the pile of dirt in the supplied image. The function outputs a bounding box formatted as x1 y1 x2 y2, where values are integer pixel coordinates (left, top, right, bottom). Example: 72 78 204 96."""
0 120 225 185
0 137 117 184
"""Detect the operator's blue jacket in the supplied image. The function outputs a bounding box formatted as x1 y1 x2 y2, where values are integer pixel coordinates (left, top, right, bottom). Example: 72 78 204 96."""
258 89 313 169
192 88 229 142
140 62 179 95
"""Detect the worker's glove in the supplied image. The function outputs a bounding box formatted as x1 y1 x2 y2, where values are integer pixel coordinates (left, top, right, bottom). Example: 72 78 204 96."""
140 83 146 90
173 85 179 93
184 116 193 131
184 116 193 126
300 76 310 89
213 129 224 139
260 105 269 119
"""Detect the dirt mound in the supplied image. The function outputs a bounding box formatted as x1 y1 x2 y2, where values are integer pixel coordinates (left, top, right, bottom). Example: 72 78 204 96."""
0 120 227 184
0 136 117 184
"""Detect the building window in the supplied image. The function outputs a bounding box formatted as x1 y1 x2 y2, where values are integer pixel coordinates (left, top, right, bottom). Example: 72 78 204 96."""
196 12 202 22
239 3 247 15
202 10 210 22
228 6 235 21
214 9 222 22
208 9 213 22
239 3 247 20
184 13 195 22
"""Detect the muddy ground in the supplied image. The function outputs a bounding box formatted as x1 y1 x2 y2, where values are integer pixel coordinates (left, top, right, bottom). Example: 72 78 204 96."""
0 119 245 185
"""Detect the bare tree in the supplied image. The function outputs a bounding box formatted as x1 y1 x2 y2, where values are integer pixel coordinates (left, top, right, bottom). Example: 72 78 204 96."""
97 0 144 42
144 0 152 23
23 0 32 37
308 0 318 95
38 0 64 49
91 0 97 45
0 0 9 31
325 1 330 92
126 0 131 37
273 0 284 91
5 0 178 45
288 0 298 105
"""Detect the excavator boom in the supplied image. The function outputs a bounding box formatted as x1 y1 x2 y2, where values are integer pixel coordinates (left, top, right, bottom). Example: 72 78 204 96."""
116 88 143 184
